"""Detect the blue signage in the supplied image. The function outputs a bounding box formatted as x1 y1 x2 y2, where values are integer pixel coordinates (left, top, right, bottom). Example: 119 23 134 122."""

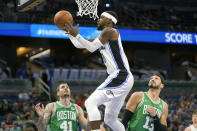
0 22 30 36
31 24 67 38
30 24 101 39
118 29 197 45
0 22 197 45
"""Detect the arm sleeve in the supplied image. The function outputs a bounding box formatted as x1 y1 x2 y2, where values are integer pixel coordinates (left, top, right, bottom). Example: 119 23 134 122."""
75 34 103 52
121 109 134 129
153 116 167 131
69 35 85 49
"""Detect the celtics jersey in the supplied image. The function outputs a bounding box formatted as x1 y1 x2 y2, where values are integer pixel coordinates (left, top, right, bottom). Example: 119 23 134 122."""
128 92 164 131
49 102 79 131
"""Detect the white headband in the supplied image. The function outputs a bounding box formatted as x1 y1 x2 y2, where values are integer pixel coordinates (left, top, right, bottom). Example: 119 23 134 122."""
101 12 117 24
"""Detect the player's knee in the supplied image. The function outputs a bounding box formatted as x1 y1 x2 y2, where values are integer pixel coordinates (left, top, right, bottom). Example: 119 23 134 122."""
85 97 95 109
84 99 89 108
104 113 125 131
104 113 116 125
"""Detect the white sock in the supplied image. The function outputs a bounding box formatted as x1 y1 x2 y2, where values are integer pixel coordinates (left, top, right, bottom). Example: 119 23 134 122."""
92 130 100 131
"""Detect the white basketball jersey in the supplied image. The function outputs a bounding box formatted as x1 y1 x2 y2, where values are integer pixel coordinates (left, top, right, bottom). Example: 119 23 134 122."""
191 125 197 131
99 31 131 75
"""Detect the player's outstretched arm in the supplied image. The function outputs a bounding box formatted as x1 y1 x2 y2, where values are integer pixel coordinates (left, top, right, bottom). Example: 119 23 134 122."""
36 103 53 131
64 23 84 49
68 35 94 49
77 105 88 131
122 92 143 128
63 24 102 52
69 35 85 49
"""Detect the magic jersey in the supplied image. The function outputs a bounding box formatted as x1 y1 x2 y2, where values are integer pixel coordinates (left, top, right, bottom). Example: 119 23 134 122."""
99 29 131 75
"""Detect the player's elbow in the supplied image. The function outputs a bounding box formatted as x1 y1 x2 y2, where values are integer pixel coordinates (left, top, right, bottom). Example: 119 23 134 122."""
80 122 88 131
74 44 82 49
86 47 96 53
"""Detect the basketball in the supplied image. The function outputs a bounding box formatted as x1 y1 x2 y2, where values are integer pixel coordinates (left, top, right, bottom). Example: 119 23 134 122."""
54 10 73 30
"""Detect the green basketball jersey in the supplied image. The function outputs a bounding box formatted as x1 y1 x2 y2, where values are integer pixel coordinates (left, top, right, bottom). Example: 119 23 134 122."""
127 92 164 131
49 102 79 131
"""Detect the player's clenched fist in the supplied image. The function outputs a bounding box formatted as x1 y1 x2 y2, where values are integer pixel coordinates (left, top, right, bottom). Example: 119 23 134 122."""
147 106 156 117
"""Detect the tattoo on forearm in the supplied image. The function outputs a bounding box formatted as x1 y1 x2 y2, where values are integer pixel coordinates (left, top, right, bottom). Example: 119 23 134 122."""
37 103 53 131
38 116 50 131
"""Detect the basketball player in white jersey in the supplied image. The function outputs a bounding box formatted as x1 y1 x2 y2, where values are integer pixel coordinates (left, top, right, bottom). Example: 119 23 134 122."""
64 11 134 131
185 111 197 131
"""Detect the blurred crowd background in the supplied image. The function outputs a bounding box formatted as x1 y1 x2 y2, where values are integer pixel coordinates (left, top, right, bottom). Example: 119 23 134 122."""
0 81 197 131
1 0 197 32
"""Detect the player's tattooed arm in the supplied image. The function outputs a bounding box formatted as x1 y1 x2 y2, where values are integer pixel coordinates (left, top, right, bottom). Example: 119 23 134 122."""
99 27 119 44
126 92 143 112
37 103 54 131
77 105 88 131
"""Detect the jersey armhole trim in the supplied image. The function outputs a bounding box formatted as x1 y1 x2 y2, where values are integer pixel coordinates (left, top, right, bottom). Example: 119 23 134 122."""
74 104 79 122
161 100 164 115
51 102 56 117
136 92 144 110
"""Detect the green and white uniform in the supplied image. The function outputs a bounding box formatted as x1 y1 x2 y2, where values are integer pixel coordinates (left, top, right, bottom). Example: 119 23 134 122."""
127 92 164 131
49 102 79 131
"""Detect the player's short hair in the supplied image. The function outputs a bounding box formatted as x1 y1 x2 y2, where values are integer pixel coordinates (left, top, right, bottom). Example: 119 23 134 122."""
56 81 68 92
105 11 118 24
192 110 197 115
152 74 165 84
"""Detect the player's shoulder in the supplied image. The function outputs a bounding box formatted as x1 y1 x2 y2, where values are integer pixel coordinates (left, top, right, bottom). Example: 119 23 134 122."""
132 91 143 98
130 91 144 103
101 27 119 40
47 102 55 106
44 102 55 113
163 101 168 106
75 104 84 115
126 91 144 109
102 27 115 32
46 102 55 109
74 104 82 111
184 126 191 131
161 100 168 116
162 100 168 109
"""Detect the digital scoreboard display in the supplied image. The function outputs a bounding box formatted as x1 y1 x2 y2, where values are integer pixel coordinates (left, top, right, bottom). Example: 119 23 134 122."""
0 22 197 45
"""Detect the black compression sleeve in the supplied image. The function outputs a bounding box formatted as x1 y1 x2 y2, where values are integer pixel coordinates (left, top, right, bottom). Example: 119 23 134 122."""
153 116 167 131
121 109 134 128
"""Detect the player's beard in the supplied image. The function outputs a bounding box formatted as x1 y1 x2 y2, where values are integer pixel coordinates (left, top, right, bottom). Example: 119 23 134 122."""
194 119 197 124
149 85 159 89
97 25 103 30
60 92 70 98
61 94 70 99
97 23 104 30
148 82 159 89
